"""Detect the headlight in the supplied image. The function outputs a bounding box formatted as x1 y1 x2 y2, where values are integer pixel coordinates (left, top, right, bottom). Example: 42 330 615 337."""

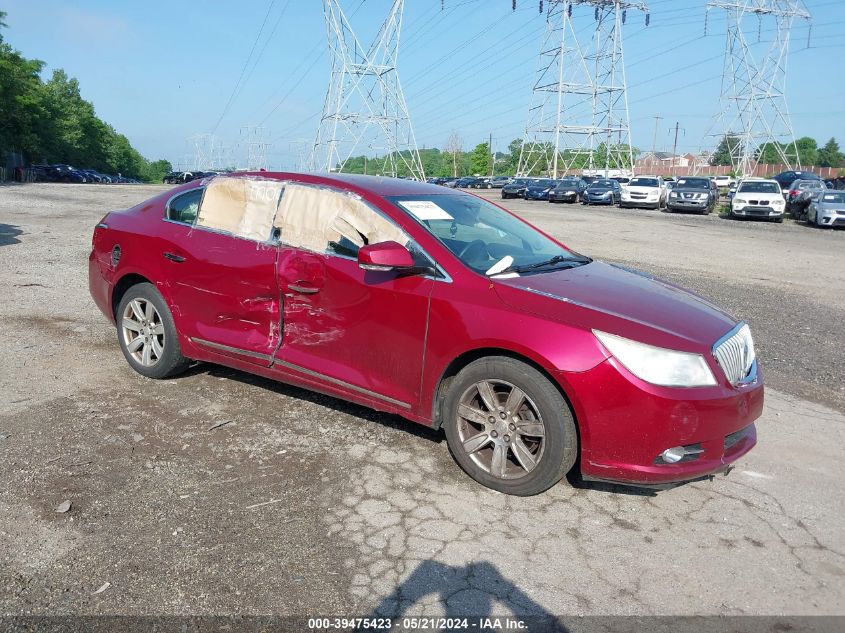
670 192 678 198
734 198 747 204
593 331 717 387
772 199 784 207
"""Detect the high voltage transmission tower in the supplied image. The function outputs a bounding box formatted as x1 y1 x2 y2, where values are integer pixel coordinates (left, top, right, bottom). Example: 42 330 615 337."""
704 0 811 177
309 0 425 179
517 0 648 178
241 126 270 170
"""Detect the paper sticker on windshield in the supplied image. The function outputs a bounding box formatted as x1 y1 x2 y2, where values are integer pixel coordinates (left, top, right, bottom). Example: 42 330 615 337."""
398 200 453 220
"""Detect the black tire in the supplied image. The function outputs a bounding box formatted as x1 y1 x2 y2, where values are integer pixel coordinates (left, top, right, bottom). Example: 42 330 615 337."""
443 356 578 496
116 282 191 379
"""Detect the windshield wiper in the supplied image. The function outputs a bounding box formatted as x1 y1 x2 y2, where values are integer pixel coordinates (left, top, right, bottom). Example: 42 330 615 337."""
500 254 592 275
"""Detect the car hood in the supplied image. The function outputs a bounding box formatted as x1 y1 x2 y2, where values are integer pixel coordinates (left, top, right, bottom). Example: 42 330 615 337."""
625 186 660 194
736 191 782 200
586 187 612 193
493 261 736 351
526 185 551 192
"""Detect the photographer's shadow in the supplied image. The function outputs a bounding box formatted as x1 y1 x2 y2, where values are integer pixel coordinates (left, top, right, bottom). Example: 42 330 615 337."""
366 560 568 632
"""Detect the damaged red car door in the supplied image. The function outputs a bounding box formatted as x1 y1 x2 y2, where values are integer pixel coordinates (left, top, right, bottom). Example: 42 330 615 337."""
159 191 281 365
274 207 434 410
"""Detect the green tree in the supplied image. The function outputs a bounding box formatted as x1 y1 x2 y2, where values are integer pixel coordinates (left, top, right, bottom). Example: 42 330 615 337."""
712 135 741 166
469 142 491 175
0 13 171 182
817 138 843 168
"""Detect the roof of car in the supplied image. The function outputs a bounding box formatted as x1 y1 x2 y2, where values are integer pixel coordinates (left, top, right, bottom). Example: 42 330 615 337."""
231 171 447 196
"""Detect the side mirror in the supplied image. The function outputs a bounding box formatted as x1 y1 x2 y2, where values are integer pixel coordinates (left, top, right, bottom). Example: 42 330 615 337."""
358 241 416 272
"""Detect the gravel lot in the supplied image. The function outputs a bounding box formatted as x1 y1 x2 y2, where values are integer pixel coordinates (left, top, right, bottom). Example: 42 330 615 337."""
1 183 843 621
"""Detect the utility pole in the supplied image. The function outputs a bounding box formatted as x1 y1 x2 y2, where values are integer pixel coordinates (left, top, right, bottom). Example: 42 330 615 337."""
670 122 684 177
489 132 494 177
650 115 663 167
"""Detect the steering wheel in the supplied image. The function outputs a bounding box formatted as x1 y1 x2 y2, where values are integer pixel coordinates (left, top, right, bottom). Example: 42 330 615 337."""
458 239 488 262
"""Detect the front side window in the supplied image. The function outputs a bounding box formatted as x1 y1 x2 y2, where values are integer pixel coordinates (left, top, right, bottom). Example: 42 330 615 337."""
389 194 589 277
167 188 203 225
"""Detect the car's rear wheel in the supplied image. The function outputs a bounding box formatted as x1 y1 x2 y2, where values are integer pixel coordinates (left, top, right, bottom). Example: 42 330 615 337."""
443 357 578 496
116 283 190 379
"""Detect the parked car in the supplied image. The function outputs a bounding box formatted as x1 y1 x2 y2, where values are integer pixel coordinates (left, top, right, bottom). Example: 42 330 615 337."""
772 170 821 194
442 178 459 188
89 172 762 495
548 177 587 203
501 178 532 199
523 179 558 201
455 177 477 188
471 177 494 189
730 178 786 222
710 175 735 189
806 190 845 228
490 176 511 188
619 176 665 209
786 179 827 219
582 179 622 205
666 176 718 214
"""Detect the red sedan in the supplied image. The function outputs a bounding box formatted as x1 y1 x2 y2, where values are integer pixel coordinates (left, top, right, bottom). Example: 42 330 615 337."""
89 172 762 495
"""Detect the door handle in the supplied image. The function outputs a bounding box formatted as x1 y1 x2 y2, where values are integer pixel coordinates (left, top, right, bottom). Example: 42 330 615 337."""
163 252 186 263
288 283 319 295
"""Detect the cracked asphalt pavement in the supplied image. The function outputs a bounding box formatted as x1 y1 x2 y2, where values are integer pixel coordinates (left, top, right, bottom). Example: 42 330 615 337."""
0 184 843 619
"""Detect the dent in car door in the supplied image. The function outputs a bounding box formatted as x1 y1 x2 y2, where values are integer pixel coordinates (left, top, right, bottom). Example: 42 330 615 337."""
158 180 283 365
276 248 433 409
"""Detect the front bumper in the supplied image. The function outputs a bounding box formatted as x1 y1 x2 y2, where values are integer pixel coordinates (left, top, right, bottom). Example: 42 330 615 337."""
667 198 709 210
525 192 550 200
584 195 614 205
621 198 660 209
817 213 845 227
559 357 764 485
732 205 784 219
549 192 578 202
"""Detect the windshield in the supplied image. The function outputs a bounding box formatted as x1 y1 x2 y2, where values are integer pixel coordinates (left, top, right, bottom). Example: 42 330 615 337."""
556 179 580 188
821 192 845 204
590 180 613 188
389 194 589 276
675 178 710 189
507 178 529 186
738 182 781 194
797 181 824 190
629 178 659 187
529 179 554 188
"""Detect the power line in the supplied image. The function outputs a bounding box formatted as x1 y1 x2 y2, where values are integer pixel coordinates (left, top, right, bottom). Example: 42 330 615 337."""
210 0 277 135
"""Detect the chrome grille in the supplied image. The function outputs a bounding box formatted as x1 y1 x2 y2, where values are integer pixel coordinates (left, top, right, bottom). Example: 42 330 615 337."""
713 323 756 386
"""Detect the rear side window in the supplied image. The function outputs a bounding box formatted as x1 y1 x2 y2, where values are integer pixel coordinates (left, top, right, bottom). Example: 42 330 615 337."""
167 188 203 225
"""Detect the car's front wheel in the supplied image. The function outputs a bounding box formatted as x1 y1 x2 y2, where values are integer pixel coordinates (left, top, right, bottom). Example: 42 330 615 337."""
116 283 190 379
443 357 578 496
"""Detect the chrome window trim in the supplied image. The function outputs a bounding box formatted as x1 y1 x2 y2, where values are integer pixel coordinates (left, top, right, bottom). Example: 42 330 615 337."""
163 186 205 226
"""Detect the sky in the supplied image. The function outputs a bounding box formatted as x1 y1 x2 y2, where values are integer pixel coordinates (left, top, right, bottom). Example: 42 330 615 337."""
4 0 844 170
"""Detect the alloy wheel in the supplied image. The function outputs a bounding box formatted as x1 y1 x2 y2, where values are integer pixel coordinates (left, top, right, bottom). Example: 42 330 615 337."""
121 298 165 367
456 379 546 480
